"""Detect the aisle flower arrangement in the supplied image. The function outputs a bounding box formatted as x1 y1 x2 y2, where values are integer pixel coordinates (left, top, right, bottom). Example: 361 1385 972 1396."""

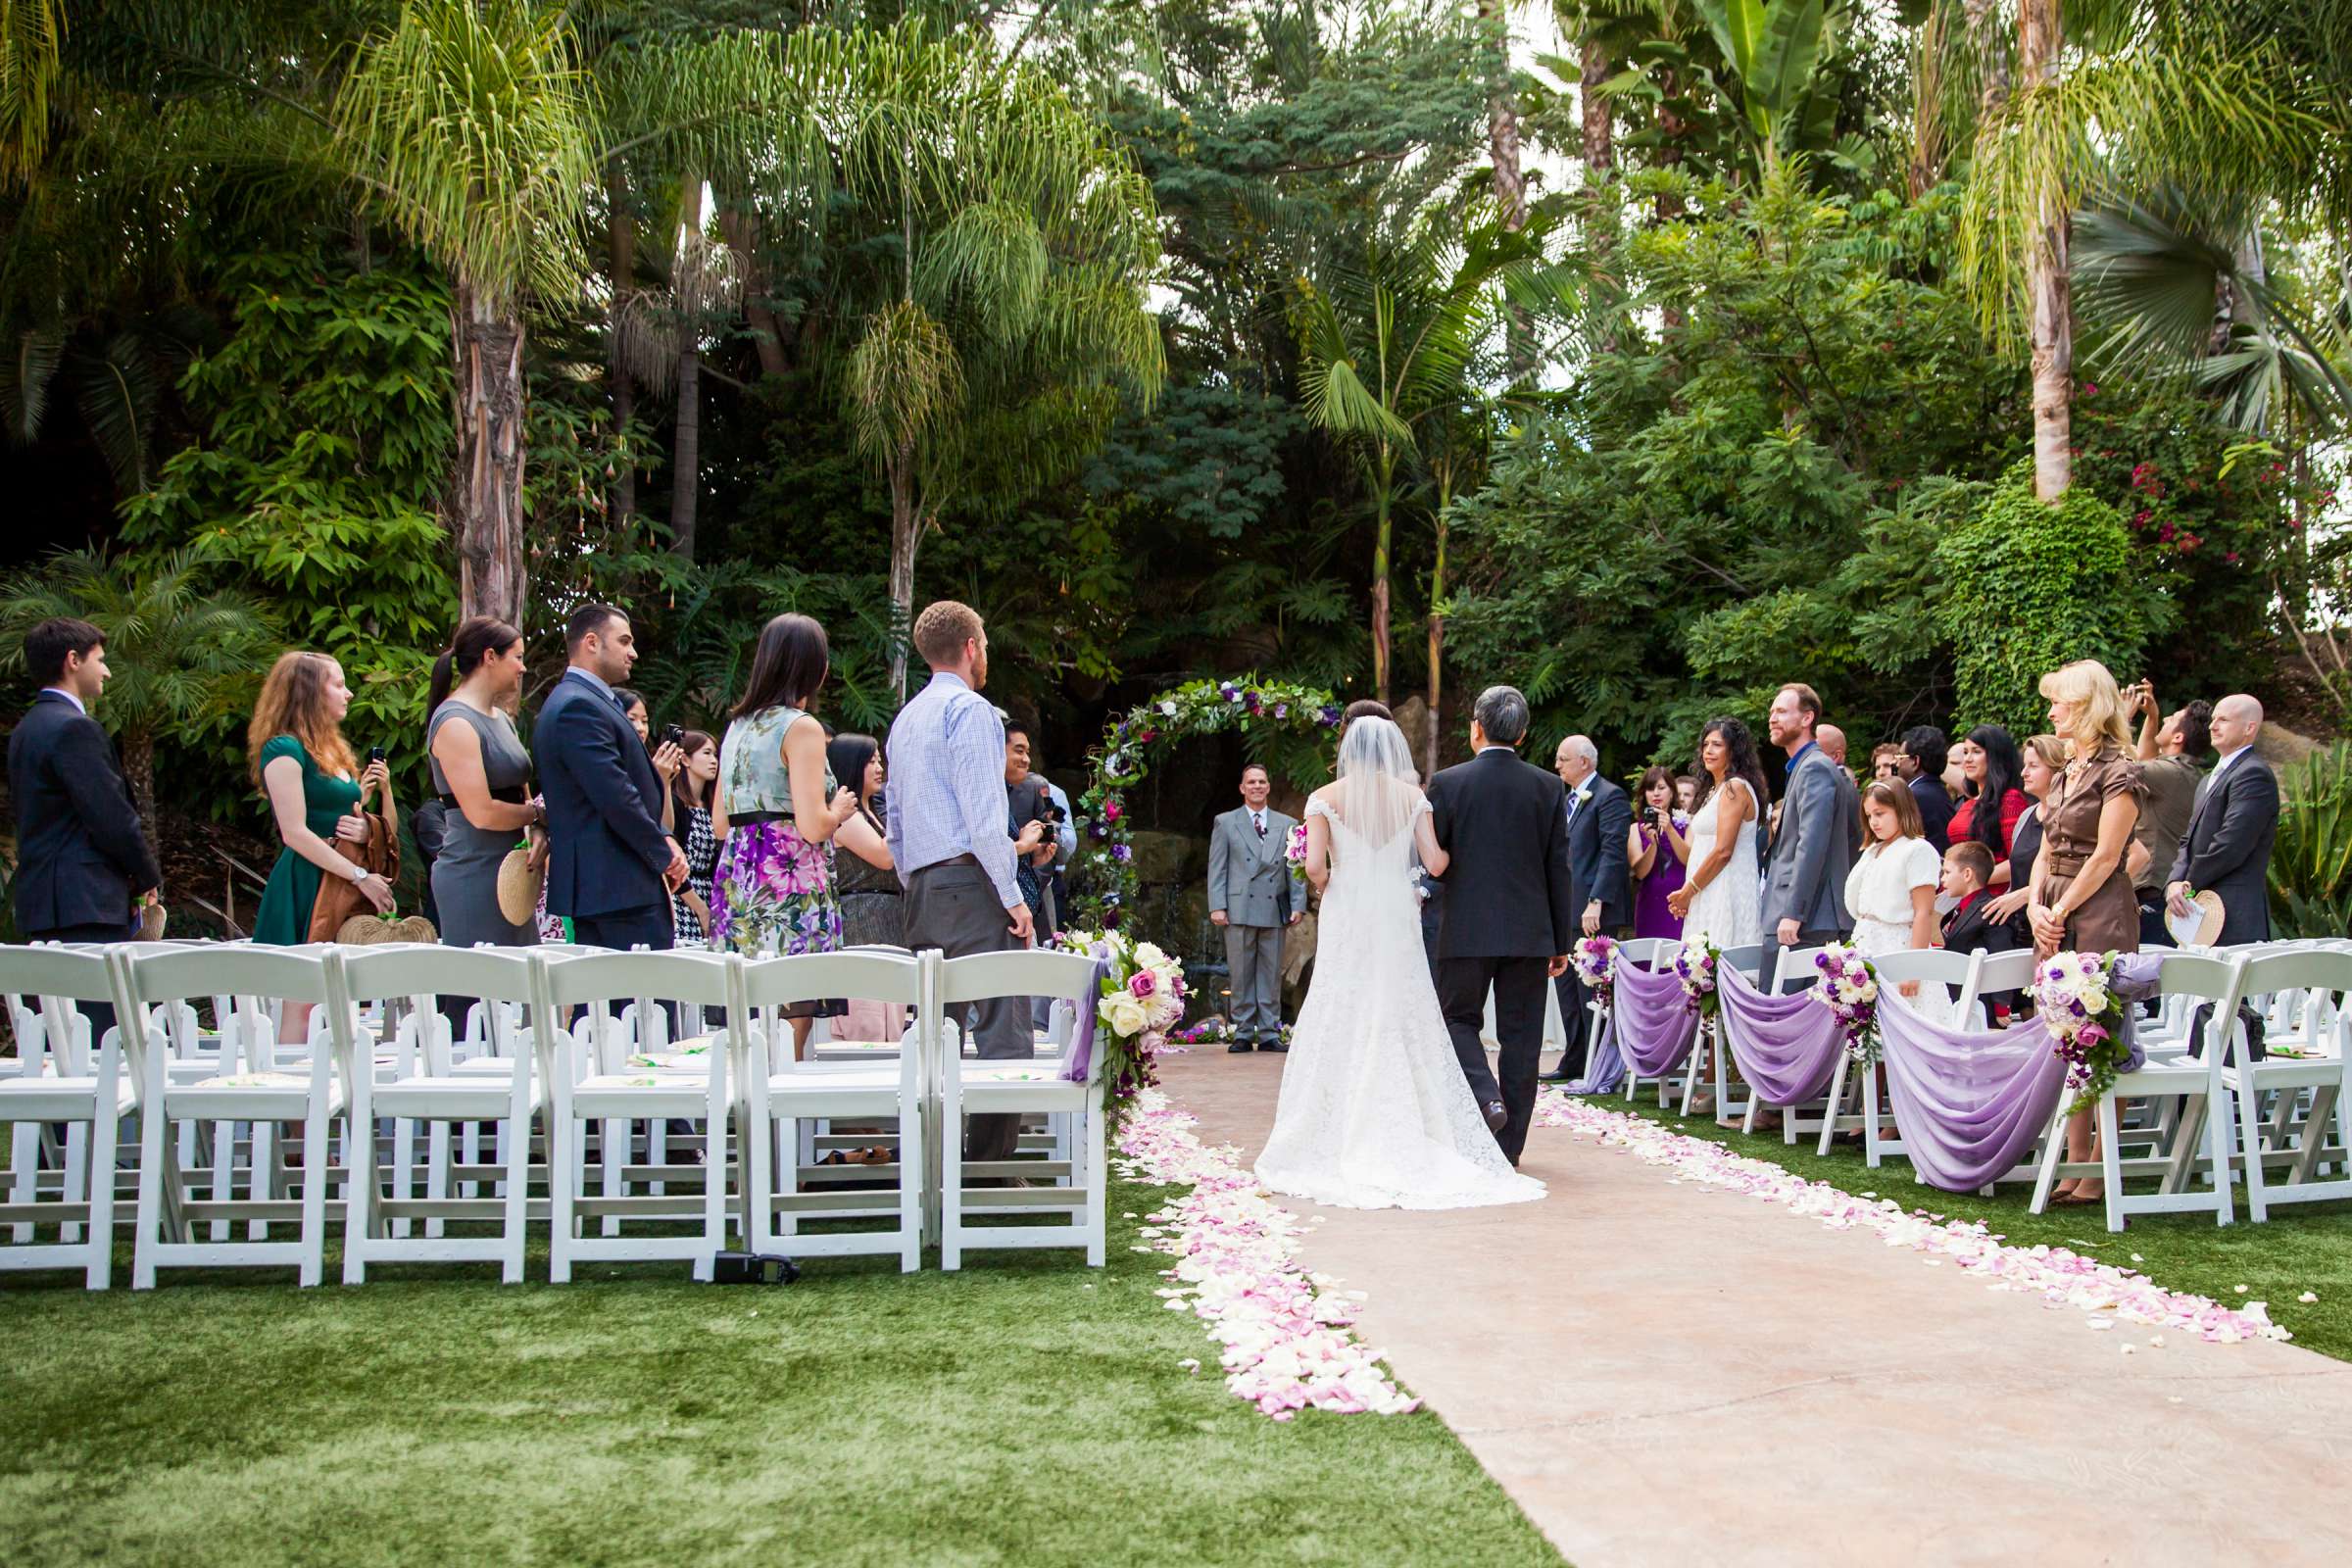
1056 929 1187 1126
2033 950 2128 1111
1531 1089 2291 1346
1674 941 1721 1017
1115 1090 1420 1419
1812 943 1882 1064
1572 934 1619 1005
1068 675 1339 931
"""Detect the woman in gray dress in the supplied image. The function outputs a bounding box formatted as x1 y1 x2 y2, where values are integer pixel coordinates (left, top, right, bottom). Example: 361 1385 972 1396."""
425 616 543 947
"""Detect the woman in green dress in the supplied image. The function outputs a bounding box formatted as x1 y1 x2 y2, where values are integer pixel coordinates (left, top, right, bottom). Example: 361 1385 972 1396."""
248 650 395 1043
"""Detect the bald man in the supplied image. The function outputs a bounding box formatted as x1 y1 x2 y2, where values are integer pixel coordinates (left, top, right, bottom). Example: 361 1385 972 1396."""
1816 723 1863 852
2167 694 2278 944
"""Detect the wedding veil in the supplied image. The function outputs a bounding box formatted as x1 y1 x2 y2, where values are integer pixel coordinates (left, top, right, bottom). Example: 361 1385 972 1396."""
1331 715 1423 848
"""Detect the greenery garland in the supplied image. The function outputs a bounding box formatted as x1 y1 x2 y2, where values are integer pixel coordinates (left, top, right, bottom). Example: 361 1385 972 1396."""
1068 675 1341 932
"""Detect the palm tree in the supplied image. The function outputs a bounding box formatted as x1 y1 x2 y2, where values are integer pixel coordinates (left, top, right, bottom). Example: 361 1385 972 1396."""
0 547 278 821
0 0 64 187
1298 217 1576 706
808 26 1164 697
335 0 598 626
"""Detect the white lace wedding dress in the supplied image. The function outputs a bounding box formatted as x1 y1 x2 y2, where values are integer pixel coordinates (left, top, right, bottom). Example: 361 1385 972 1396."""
1682 776 1762 952
1253 787 1545 1210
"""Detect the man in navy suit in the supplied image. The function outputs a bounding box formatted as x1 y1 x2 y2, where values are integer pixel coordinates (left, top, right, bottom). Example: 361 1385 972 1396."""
1545 734 1631 1083
533 604 686 953
2167 693 2279 945
10 618 162 1038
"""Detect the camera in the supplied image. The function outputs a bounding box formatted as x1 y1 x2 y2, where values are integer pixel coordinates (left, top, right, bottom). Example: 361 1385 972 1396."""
663 723 686 749
711 1250 800 1285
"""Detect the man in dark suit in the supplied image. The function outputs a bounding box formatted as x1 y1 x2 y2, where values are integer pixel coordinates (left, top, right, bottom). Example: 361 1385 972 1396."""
1898 724 1954 853
1426 686 1576 1166
533 604 686 953
9 618 163 1039
1544 733 1630 1084
2166 693 2278 945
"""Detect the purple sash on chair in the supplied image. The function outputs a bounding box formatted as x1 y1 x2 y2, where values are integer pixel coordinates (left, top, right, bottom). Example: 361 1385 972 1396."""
1613 956 1700 1079
1717 965 1848 1105
1060 951 1110 1084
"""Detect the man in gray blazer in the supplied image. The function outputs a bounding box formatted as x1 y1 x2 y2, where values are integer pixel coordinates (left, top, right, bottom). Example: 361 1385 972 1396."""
1761 683 1853 989
1208 762 1299 1053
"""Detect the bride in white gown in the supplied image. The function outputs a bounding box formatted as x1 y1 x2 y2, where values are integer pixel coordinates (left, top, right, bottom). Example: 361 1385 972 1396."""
1668 716 1766 951
1254 716 1544 1210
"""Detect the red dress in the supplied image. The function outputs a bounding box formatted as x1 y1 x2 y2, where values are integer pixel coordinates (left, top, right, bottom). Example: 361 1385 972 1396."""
1948 788 2029 856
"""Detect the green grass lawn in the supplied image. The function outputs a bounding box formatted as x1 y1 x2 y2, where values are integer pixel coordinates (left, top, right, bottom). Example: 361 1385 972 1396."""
1607 1094 2352 1360
0 1174 1563 1568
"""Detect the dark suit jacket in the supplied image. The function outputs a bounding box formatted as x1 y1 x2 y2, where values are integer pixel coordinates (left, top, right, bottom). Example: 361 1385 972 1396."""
1563 773 1632 929
532 669 672 919
1940 892 2020 959
2167 750 2278 944
1427 745 1576 960
8 691 160 933
1909 774 1955 853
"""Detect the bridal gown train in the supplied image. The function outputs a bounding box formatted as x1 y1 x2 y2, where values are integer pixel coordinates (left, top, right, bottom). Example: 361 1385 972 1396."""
1253 792 1545 1210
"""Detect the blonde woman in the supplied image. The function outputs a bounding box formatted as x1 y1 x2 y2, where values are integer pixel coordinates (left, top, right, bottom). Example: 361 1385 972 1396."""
2030 661 2144 1206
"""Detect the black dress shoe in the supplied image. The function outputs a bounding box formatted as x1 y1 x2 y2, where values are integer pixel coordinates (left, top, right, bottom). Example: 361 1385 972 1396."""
1227 1041 1254 1054
1258 1040 1289 1054
1482 1100 1508 1133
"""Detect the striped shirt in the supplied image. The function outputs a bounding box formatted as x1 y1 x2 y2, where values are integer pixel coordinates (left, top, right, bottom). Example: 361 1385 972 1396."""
886 670 1020 907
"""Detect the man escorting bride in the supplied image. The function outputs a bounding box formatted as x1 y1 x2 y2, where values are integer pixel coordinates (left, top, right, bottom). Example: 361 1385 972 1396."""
1254 691 1561 1210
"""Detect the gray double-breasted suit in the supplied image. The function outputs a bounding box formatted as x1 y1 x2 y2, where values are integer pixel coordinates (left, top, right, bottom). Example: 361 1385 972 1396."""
1209 805 1297 1044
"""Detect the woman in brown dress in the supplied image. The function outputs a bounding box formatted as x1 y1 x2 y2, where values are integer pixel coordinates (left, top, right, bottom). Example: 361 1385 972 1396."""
2028 658 2144 1204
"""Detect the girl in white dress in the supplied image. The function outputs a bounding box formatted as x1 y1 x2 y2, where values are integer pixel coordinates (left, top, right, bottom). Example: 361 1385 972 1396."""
1844 781 1942 957
1668 717 1767 952
1254 716 1544 1211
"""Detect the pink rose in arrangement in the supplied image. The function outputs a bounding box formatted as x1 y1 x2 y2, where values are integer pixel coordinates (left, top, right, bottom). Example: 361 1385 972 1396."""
1129 969 1158 1000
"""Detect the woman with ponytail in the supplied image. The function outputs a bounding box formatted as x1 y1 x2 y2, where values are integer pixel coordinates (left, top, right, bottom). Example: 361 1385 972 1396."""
425 616 543 948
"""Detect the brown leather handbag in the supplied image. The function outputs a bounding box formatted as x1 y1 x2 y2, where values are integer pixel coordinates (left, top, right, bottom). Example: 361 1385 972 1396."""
306 807 404 943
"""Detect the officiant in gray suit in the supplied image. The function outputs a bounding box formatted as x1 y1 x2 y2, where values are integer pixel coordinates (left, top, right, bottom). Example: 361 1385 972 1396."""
1209 761 1300 1054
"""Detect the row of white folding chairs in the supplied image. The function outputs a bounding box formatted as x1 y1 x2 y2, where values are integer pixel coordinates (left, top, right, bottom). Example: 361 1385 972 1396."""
0 940 1105 1288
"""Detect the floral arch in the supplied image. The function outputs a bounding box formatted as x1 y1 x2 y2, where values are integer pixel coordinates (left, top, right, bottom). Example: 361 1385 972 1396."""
1068 676 1342 932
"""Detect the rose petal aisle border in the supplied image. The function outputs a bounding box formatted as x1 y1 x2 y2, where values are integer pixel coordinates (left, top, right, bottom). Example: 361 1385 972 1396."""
1533 1089 2290 1346
1114 1088 1419 1419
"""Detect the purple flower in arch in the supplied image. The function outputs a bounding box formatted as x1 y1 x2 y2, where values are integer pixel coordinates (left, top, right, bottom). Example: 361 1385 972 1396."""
1274 703 1289 719
1318 705 1342 727
1110 843 1133 863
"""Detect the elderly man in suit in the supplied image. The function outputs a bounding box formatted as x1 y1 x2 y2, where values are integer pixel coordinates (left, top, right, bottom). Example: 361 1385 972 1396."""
533 604 687 954
9 617 163 1042
2167 693 2278 944
1208 761 1299 1053
1762 683 1854 989
1544 734 1631 1083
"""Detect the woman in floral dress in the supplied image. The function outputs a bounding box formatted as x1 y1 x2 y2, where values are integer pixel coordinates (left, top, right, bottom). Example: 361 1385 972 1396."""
711 613 858 1058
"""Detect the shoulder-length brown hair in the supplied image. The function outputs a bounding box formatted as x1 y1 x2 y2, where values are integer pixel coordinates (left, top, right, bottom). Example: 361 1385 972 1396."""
1861 778 1926 844
247 651 355 786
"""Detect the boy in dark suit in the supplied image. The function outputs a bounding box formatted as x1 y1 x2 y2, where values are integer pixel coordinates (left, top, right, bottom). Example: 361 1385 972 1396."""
1938 840 2018 1018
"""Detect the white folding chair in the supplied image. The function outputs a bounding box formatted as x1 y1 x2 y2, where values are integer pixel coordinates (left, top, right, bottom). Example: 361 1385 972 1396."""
534 948 737 1282
936 948 1107 1270
2031 951 2246 1232
1808 947 1982 1163
115 945 343 1286
2220 948 2352 1222
0 946 130 1289
332 946 544 1283
738 951 927 1270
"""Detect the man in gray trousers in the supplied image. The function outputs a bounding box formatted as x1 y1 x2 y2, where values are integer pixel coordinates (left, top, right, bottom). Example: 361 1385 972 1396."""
1761 681 1854 990
887 600 1034 1168
1208 762 1299 1053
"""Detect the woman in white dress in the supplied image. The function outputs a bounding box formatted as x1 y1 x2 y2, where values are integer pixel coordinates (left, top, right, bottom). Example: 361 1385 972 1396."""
1844 781 1942 957
1667 717 1767 952
1255 716 1544 1211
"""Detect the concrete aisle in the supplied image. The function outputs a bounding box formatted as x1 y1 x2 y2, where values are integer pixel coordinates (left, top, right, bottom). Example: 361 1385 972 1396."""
1157 1047 2352 1568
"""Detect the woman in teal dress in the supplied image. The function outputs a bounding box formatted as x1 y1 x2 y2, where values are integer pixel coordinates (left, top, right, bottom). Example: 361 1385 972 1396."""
249 651 394 1041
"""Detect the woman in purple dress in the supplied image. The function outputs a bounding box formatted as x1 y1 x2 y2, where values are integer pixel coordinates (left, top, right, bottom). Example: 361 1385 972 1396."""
1629 765 1690 940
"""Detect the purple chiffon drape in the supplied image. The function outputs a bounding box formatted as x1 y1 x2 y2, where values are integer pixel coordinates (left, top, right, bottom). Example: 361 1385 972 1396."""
1061 953 1109 1084
1717 966 1846 1105
1876 994 2066 1191
1610 956 1699 1080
